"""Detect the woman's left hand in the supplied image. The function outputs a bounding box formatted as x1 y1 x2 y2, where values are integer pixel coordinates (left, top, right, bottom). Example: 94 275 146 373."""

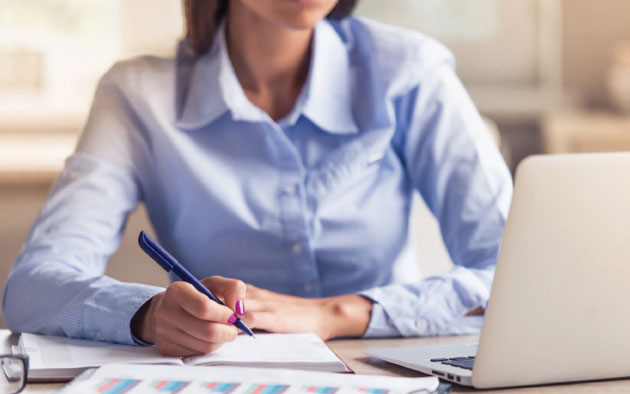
240 285 373 340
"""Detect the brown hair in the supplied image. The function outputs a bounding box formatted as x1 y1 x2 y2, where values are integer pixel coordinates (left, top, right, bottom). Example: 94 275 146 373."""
183 0 358 56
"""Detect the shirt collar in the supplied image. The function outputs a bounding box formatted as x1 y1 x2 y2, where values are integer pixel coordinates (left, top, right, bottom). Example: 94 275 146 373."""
176 19 358 134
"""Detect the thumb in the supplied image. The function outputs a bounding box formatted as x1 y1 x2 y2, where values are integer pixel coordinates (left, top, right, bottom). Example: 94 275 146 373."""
201 276 247 317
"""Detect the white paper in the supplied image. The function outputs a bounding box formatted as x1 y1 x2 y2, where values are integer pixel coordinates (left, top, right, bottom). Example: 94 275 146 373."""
21 332 347 378
21 333 182 370
185 333 345 370
59 363 440 394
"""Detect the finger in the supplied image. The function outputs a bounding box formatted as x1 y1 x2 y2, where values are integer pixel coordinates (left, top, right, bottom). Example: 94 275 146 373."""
239 298 290 313
155 338 200 357
465 306 484 316
172 327 231 354
202 276 247 317
182 318 239 344
239 298 266 311
155 324 208 353
165 281 236 323
242 311 284 333
162 304 240 343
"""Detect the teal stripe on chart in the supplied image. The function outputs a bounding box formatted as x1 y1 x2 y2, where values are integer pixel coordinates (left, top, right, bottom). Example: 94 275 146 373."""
105 379 139 394
213 383 230 392
223 383 241 394
161 381 186 392
160 381 177 392
259 385 288 394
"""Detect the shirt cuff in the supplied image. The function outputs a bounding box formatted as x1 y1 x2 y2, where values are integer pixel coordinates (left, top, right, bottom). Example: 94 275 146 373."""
82 281 164 345
360 283 486 337
360 300 401 338
360 286 424 337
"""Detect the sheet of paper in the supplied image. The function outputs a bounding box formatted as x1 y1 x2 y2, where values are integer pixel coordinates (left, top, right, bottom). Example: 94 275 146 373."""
184 333 341 366
21 333 182 369
59 363 440 394
21 332 347 376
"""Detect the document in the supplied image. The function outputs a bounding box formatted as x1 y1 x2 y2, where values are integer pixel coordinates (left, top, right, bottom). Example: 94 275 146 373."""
58 363 440 394
20 332 349 382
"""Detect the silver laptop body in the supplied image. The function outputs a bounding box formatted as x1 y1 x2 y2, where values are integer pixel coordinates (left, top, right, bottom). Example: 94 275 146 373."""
364 153 630 388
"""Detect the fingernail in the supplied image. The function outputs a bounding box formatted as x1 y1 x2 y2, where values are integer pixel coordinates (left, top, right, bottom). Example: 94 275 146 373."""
228 314 237 324
236 299 245 316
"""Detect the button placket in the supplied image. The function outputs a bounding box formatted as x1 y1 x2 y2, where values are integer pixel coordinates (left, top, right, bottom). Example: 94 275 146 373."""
291 242 303 254
283 183 298 195
266 122 321 296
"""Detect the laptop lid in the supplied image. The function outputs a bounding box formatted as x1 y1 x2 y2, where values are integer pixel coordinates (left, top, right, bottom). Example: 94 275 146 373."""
472 153 630 388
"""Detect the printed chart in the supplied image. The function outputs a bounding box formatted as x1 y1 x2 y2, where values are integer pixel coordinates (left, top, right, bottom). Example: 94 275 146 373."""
359 389 390 394
151 380 190 393
203 382 241 394
303 386 339 394
242 384 289 394
95 378 141 394
92 377 394 394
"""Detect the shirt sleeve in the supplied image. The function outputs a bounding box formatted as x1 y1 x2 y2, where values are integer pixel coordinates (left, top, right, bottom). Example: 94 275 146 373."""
360 62 513 337
2 69 164 345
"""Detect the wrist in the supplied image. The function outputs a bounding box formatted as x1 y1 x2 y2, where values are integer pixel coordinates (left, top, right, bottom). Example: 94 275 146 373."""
131 292 162 344
322 294 373 339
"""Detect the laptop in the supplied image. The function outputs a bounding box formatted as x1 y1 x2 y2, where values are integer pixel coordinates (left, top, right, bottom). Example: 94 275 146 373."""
364 152 630 388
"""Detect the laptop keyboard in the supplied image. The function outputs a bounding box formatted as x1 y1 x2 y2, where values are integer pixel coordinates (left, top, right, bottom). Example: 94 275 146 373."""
430 356 475 370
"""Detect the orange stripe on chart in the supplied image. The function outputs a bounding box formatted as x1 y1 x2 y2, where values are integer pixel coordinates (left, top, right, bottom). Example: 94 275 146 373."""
251 385 267 394
155 381 169 389
98 379 119 393
206 382 219 390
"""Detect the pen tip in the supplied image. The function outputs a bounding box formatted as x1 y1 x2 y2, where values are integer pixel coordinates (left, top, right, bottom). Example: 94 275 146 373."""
252 334 256 339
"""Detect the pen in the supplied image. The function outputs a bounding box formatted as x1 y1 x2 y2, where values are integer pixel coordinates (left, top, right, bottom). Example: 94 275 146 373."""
138 231 255 338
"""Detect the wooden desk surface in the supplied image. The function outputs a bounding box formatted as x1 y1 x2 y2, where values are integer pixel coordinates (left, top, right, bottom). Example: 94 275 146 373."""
4 330 628 394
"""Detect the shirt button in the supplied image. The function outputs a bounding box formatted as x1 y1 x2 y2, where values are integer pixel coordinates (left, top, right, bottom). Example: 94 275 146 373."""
284 184 298 195
303 283 313 292
416 318 428 332
292 242 303 254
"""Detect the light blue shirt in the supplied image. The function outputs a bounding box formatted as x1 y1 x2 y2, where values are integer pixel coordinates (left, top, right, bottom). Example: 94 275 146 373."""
3 17 512 344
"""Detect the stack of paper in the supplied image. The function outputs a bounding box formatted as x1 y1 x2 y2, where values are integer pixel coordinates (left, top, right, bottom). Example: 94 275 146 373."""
19 332 349 382
59 364 440 394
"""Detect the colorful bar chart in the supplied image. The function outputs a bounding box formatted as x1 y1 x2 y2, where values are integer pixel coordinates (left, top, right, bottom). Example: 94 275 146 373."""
359 388 389 394
151 380 190 393
95 378 141 394
92 377 394 394
203 382 242 394
244 384 289 394
303 386 339 394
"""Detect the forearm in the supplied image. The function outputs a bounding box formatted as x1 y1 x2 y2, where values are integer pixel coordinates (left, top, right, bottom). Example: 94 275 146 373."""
321 294 373 339
3 261 162 344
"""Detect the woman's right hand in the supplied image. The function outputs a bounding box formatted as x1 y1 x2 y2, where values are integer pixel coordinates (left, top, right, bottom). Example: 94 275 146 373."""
131 276 247 356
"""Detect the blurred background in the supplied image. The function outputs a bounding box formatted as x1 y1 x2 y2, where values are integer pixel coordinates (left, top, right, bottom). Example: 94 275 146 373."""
1 0 630 327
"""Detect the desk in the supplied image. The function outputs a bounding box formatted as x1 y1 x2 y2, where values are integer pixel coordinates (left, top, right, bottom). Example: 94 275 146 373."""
3 330 628 393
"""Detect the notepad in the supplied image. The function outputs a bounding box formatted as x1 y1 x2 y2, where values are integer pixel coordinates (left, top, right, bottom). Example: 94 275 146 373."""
19 332 350 382
58 364 441 394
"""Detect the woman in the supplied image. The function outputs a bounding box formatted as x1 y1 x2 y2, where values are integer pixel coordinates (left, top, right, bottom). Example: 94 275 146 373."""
3 0 512 356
